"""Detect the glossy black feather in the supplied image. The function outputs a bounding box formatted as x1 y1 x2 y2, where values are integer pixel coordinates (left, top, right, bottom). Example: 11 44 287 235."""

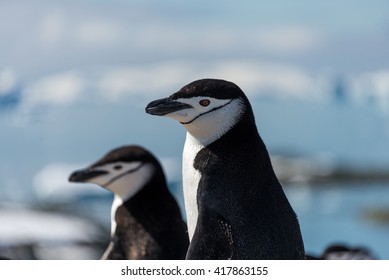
178 79 305 259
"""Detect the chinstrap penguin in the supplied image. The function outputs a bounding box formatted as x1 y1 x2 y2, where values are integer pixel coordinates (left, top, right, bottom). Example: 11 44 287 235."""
146 79 305 259
69 145 189 260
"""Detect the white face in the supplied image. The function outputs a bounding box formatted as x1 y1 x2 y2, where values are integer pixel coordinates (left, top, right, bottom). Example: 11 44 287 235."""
85 161 154 201
165 96 245 145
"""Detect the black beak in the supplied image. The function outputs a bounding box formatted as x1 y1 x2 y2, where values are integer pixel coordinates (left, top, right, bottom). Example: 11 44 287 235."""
145 97 193 116
69 169 108 183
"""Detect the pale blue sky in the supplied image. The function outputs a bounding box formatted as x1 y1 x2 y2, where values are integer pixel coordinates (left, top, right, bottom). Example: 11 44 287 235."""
1 0 388 78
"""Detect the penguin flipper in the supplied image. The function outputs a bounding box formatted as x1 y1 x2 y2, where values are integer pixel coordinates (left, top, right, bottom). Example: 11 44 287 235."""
186 207 234 260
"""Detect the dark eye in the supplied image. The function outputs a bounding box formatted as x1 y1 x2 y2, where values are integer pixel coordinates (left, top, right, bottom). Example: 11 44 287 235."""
113 165 122 170
199 99 210 107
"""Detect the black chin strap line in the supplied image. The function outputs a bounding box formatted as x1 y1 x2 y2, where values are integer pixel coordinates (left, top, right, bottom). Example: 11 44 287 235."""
180 100 233 125
103 162 145 188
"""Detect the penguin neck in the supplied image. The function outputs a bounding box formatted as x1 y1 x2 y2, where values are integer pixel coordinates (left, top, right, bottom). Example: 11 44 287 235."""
110 171 166 238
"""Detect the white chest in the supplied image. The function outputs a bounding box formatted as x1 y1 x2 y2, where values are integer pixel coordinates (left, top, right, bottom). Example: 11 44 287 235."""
182 133 204 240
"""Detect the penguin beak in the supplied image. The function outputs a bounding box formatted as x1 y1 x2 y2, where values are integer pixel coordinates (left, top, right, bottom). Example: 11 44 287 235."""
145 97 193 116
69 169 108 183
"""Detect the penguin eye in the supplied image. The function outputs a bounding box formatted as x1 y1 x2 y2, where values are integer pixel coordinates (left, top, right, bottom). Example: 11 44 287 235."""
199 99 210 107
113 165 122 170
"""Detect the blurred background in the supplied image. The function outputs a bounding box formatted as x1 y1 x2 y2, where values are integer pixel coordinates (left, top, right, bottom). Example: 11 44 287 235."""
1 0 389 259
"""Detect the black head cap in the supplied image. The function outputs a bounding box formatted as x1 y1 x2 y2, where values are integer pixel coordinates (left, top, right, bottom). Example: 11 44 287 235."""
90 145 159 168
170 79 246 100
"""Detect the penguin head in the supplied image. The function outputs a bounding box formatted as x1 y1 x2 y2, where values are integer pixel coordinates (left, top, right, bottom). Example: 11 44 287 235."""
69 146 162 200
146 79 248 145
